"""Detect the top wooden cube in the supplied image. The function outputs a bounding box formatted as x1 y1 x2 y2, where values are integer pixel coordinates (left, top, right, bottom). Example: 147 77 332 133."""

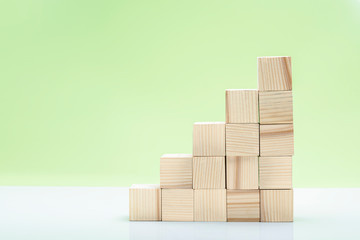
193 122 225 157
258 56 292 91
226 89 259 123
129 184 161 221
160 154 193 189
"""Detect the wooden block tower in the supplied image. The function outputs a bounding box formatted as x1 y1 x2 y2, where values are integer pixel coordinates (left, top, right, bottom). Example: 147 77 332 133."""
129 56 294 222
193 122 226 221
258 56 293 222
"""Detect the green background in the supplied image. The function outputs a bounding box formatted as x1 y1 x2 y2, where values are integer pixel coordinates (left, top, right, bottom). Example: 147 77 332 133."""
1 0 359 187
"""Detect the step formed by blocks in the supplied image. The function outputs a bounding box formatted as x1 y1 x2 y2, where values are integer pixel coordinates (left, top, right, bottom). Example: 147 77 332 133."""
193 157 225 189
258 56 292 91
162 189 193 221
260 124 294 156
194 189 227 222
226 156 258 189
160 154 192 189
193 122 225 157
226 124 259 156
226 89 258 124
259 91 293 124
129 184 161 221
227 190 260 222
259 156 292 189
260 189 293 222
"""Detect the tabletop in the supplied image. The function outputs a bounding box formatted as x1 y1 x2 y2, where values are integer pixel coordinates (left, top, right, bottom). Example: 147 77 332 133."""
0 187 358 240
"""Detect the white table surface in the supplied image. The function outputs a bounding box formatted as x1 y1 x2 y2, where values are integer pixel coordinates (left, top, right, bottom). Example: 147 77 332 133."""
0 187 358 240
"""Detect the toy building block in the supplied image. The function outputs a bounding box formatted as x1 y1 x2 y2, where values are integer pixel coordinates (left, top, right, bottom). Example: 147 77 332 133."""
193 122 225 157
226 124 259 156
194 189 227 222
260 124 294 156
259 157 292 189
259 91 293 124
226 89 259 124
129 184 161 221
193 157 225 189
162 189 194 221
258 56 292 91
227 190 260 222
260 190 293 222
160 154 192 189
226 156 258 189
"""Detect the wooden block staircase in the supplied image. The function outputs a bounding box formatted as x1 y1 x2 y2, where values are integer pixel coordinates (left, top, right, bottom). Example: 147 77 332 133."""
129 56 294 222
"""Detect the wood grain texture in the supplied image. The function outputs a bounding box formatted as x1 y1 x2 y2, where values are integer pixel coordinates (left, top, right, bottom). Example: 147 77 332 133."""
194 189 227 222
260 124 294 156
160 154 192 189
162 189 193 221
227 190 260 222
258 56 292 91
259 91 293 124
260 190 293 222
259 157 292 189
129 184 161 221
193 157 225 189
226 124 259 156
226 156 258 189
226 89 259 123
193 122 225 157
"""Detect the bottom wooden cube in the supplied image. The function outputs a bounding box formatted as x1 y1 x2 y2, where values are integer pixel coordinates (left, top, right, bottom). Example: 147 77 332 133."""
162 189 193 221
194 189 226 222
129 184 161 221
227 190 260 222
260 189 293 222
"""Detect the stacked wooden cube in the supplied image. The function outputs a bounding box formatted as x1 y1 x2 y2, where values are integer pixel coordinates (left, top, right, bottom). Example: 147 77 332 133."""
129 56 294 222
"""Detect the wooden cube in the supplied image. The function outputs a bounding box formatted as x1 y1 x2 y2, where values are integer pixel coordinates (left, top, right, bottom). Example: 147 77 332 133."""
259 91 293 124
260 124 294 156
260 190 293 222
227 190 260 222
162 189 193 221
259 157 292 189
258 56 292 91
226 156 258 189
129 184 161 221
226 124 259 156
226 89 258 123
193 157 225 189
194 189 226 222
193 122 225 157
160 154 192 189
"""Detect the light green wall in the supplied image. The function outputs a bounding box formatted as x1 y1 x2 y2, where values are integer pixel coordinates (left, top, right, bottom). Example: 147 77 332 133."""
1 0 360 187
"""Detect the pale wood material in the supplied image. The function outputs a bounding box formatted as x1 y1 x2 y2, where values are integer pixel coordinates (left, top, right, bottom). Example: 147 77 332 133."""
226 124 259 156
194 189 227 222
259 157 292 189
226 156 258 189
193 122 225 157
258 56 292 91
260 124 294 156
162 189 194 222
129 184 161 221
193 157 225 189
227 190 260 222
160 154 192 189
260 190 293 222
226 89 259 123
259 91 293 124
